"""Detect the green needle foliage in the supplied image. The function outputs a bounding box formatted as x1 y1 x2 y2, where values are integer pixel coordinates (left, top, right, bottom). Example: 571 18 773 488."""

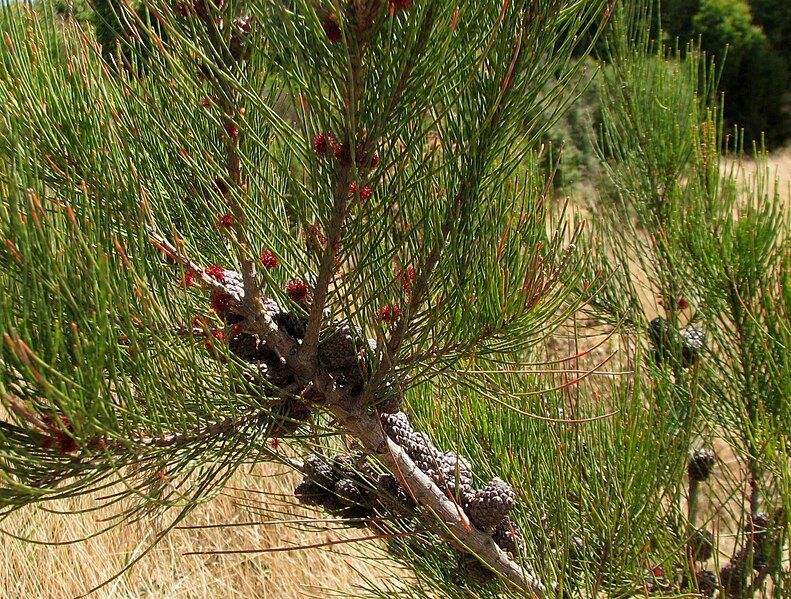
0 0 788 597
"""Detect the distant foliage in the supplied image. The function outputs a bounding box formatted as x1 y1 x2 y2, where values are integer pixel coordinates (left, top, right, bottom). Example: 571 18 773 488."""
662 0 790 147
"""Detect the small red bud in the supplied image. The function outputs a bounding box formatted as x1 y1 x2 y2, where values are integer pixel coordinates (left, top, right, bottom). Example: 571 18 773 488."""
313 133 328 154
286 278 309 302
224 122 239 140
377 304 401 323
260 250 279 269
677 297 690 310
269 437 280 450
217 214 234 228
399 266 416 293
210 289 232 314
359 185 373 201
181 269 199 287
205 265 226 282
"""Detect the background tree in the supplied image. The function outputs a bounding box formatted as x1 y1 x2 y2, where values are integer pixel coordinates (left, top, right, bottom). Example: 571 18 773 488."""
660 0 791 147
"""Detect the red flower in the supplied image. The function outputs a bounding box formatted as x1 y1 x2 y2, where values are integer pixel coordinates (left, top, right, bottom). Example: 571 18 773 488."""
211 290 232 314
377 304 401 322
286 278 308 302
677 297 690 310
360 185 373 201
217 214 234 228
205 265 225 282
181 269 199 287
399 266 416 293
225 122 239 140
313 133 328 154
349 183 358 196
269 437 280 450
260 250 279 269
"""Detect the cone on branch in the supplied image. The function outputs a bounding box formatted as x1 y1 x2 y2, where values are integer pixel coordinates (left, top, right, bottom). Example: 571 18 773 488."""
465 477 516 531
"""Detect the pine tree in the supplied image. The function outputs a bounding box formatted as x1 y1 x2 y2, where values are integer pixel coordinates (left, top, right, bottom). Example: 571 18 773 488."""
1 2 788 597
0 0 609 595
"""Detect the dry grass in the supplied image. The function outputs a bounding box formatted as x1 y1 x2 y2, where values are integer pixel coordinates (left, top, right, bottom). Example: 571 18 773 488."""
725 146 791 207
0 463 398 598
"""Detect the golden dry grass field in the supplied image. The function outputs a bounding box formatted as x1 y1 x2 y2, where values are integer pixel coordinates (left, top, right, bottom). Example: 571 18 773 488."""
1 148 788 598
0 464 399 598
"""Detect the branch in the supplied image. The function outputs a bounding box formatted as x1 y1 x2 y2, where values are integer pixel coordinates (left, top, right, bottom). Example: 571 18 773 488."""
330 404 546 597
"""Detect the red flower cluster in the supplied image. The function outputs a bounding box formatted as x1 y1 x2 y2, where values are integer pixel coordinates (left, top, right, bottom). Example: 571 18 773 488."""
377 304 402 323
349 183 373 201
181 269 199 287
287 278 309 302
205 265 225 282
210 289 232 314
260 249 279 269
313 133 329 154
217 214 234 228
399 266 416 293
224 122 239 140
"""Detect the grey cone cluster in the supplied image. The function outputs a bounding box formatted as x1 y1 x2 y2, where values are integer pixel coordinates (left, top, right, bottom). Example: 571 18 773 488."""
294 452 416 520
292 409 526 586
380 410 524 562
216 271 397 430
648 317 707 367
688 448 716 482
682 445 781 598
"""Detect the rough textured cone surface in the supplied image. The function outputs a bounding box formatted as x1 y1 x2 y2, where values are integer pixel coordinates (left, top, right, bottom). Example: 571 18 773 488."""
380 411 413 444
689 528 714 562
493 516 525 557
695 570 718 597
334 478 368 507
294 478 331 507
223 269 245 299
648 316 672 361
406 432 441 474
681 326 707 365
719 562 747 598
334 365 366 394
304 455 338 489
376 391 404 414
273 310 306 340
318 324 360 370
458 552 496 584
688 448 716 482
466 477 516 531
376 473 416 512
750 511 770 535
439 451 474 494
